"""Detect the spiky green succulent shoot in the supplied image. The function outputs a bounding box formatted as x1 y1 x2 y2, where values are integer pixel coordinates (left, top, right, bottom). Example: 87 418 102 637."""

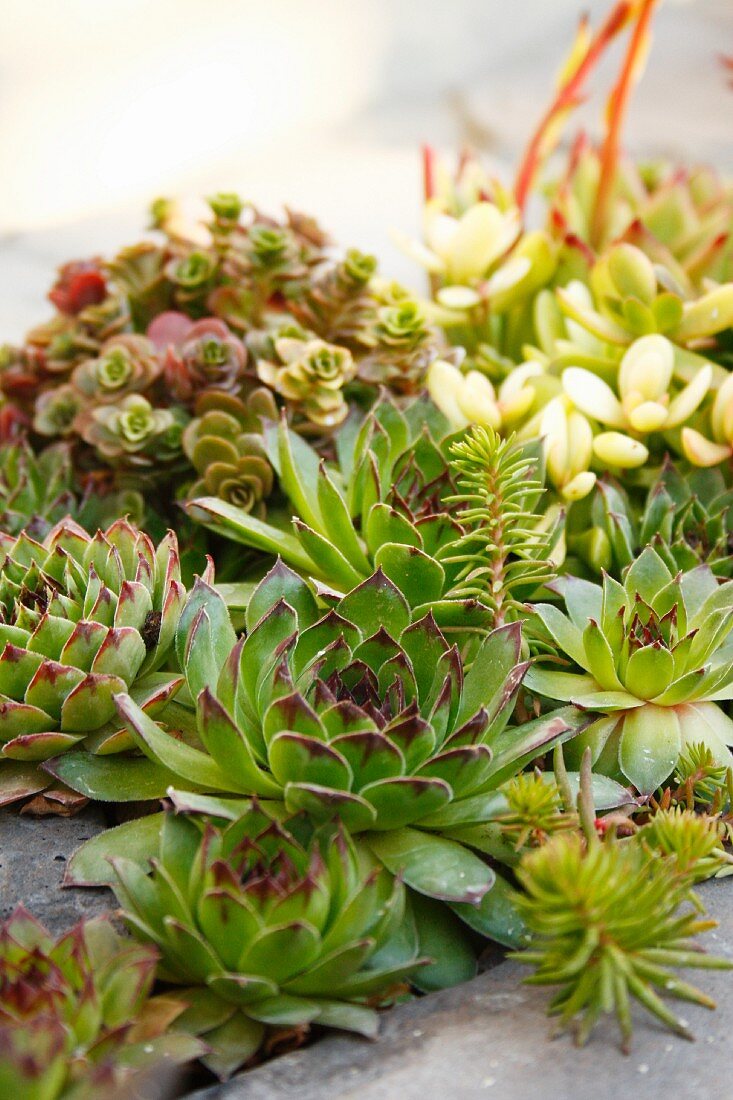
0 907 202 1099
111 805 424 1079
514 832 732 1051
0 518 184 766
527 546 733 792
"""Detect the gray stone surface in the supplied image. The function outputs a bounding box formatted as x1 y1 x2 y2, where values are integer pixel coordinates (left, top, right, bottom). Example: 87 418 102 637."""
191 879 733 1100
0 806 114 932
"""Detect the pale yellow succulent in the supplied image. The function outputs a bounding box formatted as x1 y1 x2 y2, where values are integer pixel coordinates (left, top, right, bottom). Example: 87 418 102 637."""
427 358 542 432
406 199 522 286
562 334 712 469
537 395 596 502
682 373 733 466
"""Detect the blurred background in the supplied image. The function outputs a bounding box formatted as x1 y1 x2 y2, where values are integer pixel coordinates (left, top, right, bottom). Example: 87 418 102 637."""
1 0 732 338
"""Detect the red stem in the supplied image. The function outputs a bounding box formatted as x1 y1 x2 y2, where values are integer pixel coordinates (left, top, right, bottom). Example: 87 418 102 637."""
591 0 660 248
513 3 633 212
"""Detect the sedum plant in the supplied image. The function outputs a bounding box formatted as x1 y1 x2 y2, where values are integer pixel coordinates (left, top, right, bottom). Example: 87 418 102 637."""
0 907 202 1098
527 546 733 792
111 804 424 1079
0 518 185 805
514 830 731 1051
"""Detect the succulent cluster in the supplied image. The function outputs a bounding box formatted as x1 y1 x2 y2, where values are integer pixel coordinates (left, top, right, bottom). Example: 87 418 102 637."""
0 908 202 1097
112 806 424 1078
0 197 444 533
2 0 733 1090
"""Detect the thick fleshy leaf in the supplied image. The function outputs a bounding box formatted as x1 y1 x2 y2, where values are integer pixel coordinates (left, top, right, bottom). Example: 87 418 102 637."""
294 520 366 591
43 751 181 801
360 776 452 830
367 828 494 904
331 730 405 787
487 708 588 786
625 644 675 700
337 571 410 639
618 704 681 793
284 783 377 831
0 760 50 805
116 692 239 792
200 1012 265 1081
184 497 318 575
374 543 445 608
245 559 319 633
65 813 165 886
409 892 477 992
456 622 522 727
450 873 529 947
269 732 352 791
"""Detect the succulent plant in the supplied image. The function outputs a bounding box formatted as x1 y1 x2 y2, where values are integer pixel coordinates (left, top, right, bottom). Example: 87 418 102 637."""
527 546 733 792
396 151 557 361
567 460 733 579
513 831 731 1050
76 394 186 474
116 560 581 912
111 805 424 1078
0 518 184 785
560 333 712 470
286 248 378 345
0 907 202 1098
682 371 733 467
162 316 248 405
70 334 160 405
186 396 555 632
556 241 733 352
182 390 277 513
0 440 78 539
256 333 356 430
636 807 730 883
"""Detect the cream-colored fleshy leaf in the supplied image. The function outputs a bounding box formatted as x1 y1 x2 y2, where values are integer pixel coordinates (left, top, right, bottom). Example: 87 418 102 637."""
563 367 625 428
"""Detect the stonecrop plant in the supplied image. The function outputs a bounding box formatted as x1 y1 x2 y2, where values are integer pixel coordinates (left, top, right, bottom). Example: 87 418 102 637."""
2 0 733 1089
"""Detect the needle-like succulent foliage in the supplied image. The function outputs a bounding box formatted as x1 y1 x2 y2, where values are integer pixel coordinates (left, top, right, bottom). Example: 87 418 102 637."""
111 805 424 1079
0 518 184 792
637 807 731 882
527 546 733 792
513 832 732 1050
0 907 202 1098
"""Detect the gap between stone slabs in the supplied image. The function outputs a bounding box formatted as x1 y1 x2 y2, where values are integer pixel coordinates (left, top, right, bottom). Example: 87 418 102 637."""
2 808 730 1100
189 879 733 1100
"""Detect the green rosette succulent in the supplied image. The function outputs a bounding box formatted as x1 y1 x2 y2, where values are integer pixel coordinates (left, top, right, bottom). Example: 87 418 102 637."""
256 333 356 430
185 393 475 621
117 563 581 894
182 390 276 515
0 907 203 1099
0 440 78 539
567 461 733 579
70 334 160 405
76 393 188 474
555 241 733 352
526 546 733 792
0 518 185 775
187 401 556 636
111 805 425 1079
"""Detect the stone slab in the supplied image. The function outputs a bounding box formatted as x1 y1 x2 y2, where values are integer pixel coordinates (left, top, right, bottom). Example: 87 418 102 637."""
191 879 733 1100
0 806 113 933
